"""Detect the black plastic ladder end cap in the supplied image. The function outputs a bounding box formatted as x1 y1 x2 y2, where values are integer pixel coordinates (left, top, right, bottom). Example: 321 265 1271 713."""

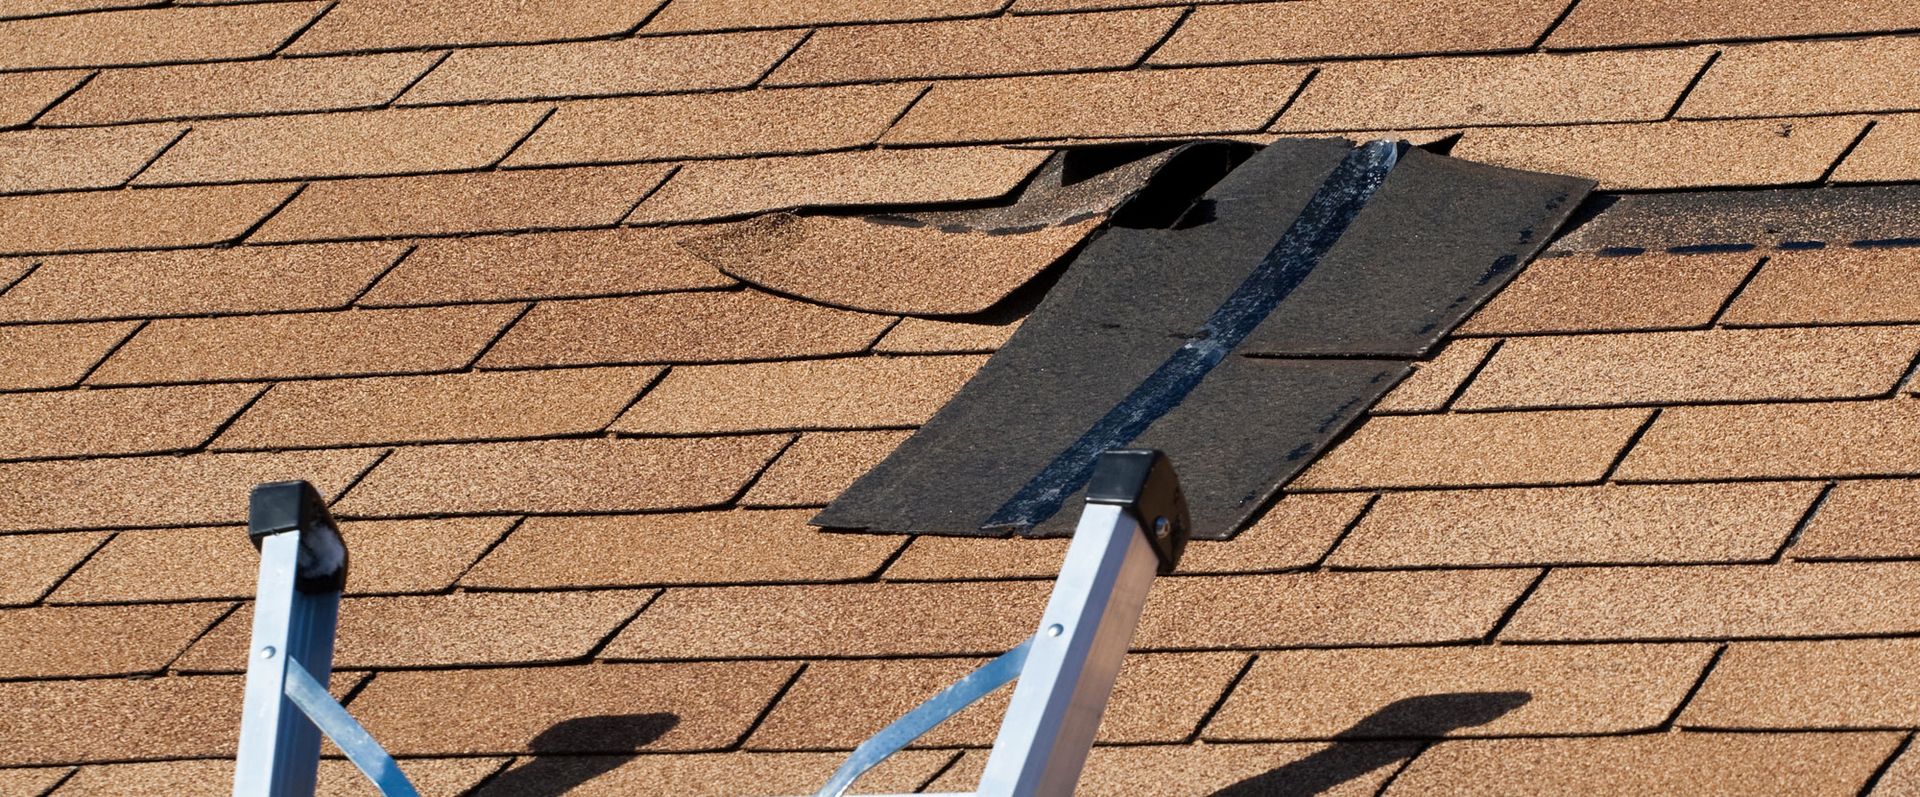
1085 449 1190 574
247 479 348 593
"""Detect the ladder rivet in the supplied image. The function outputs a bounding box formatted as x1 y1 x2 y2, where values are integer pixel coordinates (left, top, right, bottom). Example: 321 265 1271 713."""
258 646 277 659
1045 623 1065 637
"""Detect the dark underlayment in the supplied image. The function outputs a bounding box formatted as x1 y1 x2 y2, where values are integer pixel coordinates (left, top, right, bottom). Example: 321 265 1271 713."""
815 137 1595 539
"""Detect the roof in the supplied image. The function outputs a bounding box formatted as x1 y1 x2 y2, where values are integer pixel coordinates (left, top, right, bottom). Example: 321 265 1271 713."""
3 1 1920 795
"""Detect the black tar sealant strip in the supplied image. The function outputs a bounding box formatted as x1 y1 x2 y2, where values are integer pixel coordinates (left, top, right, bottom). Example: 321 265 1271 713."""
983 139 1404 531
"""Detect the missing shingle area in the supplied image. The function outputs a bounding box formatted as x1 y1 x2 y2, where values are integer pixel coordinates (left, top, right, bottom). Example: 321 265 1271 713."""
815 137 1595 540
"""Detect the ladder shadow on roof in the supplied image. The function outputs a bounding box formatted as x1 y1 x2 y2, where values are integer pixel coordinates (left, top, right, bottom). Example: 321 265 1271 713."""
472 712 681 797
1207 691 1531 797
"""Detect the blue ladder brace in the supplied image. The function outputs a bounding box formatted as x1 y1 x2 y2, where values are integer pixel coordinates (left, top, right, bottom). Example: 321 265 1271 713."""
231 481 418 797
230 449 1189 797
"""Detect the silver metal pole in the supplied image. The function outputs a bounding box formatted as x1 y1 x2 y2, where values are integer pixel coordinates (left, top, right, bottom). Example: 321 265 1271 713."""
233 481 346 797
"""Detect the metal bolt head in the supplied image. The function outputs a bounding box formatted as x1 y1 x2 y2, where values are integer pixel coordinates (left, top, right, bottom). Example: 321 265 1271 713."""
258 646 277 659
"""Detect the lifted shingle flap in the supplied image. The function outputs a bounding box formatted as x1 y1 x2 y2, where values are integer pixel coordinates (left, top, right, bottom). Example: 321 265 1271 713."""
815 138 1593 539
674 142 1249 316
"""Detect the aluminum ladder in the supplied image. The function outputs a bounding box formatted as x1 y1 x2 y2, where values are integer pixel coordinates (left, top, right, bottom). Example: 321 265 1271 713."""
230 449 1191 797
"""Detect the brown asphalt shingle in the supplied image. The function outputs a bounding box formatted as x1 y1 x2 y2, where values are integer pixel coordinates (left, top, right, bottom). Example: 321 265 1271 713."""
1547 0 1920 49
507 85 924 167
1133 570 1538 649
134 104 551 185
1207 644 1715 740
643 0 1008 33
1293 409 1651 490
250 164 672 242
768 9 1181 85
212 366 661 449
0 3 326 70
1275 49 1711 132
612 355 986 434
179 590 652 671
1454 326 1920 409
361 227 732 307
333 436 787 517
0 383 260 460
0 676 244 765
1453 117 1868 190
1503 562 1920 641
349 661 799 754
1460 252 1759 335
874 315 1023 354
1832 114 1920 184
1617 399 1920 482
1372 338 1496 413
0 242 406 323
886 64 1310 144
87 304 523 385
0 448 376 532
1722 247 1920 326
1151 0 1566 65
0 602 229 678
1390 733 1900 796
52 517 513 603
459 509 903 588
469 751 949 797
479 290 893 368
284 0 664 54
740 430 911 507
0 183 295 256
0 125 184 194
1681 37 1920 119
399 30 804 104
39 52 441 126
1792 480 1920 560
0 321 138 390
0 531 104 606
932 743 1412 796
1331 483 1821 567
0 70 89 128
1684 638 1920 729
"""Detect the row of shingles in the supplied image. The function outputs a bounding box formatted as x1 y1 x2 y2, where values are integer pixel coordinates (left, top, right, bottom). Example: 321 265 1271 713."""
0 6 936 783
1243 245 1920 787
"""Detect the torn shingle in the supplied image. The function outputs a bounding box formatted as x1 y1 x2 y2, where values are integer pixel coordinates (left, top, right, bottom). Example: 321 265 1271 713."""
675 144 1228 316
1546 183 1920 254
818 140 1590 537
628 146 1051 226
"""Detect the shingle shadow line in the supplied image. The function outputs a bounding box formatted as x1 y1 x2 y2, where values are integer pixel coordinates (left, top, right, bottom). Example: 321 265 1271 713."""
1653 643 1726 731
1818 118 1880 184
1450 392 1918 415
20 68 99 128
1540 26 1920 55
26 529 117 607
1611 472 1920 487
1318 557 1779 574
158 600 243 674
1500 629 1920 647
1857 731 1918 795
1661 48 1722 121
1284 476 1612 495
1772 481 1836 563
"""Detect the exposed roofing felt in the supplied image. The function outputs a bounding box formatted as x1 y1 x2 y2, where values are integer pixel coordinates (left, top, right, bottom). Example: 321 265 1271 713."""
6 2 1920 796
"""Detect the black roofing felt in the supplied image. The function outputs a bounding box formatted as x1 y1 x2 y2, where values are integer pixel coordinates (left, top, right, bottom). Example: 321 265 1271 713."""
815 137 1594 540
